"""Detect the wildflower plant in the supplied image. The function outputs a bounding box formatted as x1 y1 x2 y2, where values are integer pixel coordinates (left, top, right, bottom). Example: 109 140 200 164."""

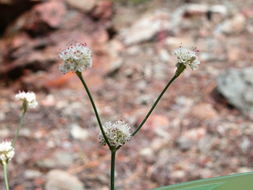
59 43 200 190
0 141 14 190
13 91 38 147
0 91 37 190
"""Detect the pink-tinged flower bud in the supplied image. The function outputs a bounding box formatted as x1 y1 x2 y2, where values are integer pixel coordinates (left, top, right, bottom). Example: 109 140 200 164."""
59 43 92 73
173 47 200 70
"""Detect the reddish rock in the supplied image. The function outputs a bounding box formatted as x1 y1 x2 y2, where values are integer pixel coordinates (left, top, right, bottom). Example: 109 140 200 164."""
141 114 170 132
242 7 253 18
91 0 113 20
66 0 97 12
14 185 25 190
24 1 67 33
0 0 40 33
215 14 246 35
191 103 218 120
183 128 206 141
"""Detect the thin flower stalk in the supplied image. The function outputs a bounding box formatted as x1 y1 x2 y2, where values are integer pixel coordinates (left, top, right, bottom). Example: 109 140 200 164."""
110 150 116 190
131 47 200 137
131 64 186 137
75 71 112 149
12 110 25 147
13 91 38 147
3 162 10 190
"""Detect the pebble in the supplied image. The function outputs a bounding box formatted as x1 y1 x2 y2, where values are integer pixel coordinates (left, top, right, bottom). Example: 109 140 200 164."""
45 170 85 190
24 169 42 179
176 136 193 151
37 151 75 168
191 103 218 120
215 14 246 35
66 0 96 12
120 10 170 45
70 123 89 140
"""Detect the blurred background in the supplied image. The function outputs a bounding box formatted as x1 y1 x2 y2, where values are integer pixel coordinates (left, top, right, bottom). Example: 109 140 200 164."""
0 0 253 189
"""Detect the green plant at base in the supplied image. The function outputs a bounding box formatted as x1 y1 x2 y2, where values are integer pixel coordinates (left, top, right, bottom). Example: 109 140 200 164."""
153 172 253 190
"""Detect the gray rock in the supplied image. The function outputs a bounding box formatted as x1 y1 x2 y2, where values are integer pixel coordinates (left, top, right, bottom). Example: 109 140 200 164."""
70 123 89 140
24 169 42 179
217 67 253 118
46 170 85 190
176 136 193 151
240 137 251 153
120 10 170 45
37 151 75 168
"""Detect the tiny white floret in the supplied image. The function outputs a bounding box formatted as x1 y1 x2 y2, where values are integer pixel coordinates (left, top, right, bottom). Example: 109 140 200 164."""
59 43 92 73
15 91 38 109
173 47 200 70
99 121 131 147
0 141 15 165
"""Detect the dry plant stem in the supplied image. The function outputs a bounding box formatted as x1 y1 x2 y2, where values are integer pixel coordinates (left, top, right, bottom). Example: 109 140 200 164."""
12 110 26 147
131 64 186 137
110 149 116 190
75 71 112 149
3 162 10 190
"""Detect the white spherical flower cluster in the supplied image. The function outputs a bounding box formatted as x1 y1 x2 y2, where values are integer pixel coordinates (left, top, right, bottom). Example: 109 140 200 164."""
173 47 200 70
15 91 38 109
59 43 92 74
99 121 131 147
0 141 15 165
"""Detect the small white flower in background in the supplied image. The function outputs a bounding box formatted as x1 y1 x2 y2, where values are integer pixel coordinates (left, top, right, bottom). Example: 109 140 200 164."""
173 47 200 70
99 121 131 147
15 91 38 109
59 43 92 74
0 141 15 165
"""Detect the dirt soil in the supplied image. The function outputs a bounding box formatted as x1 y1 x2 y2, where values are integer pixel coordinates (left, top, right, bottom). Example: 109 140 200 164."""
0 0 253 189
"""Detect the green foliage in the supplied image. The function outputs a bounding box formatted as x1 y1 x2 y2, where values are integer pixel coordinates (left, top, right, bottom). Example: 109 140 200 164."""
153 172 253 190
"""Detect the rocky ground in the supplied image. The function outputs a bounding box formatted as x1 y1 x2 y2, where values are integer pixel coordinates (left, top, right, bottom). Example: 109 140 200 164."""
0 0 253 189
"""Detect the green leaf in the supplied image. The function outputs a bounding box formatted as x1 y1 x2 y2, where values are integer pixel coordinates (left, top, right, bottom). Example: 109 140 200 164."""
153 172 253 190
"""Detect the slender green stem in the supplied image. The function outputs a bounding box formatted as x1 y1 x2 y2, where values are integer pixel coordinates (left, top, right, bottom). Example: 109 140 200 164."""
3 162 10 190
110 150 116 190
75 71 112 149
131 64 186 137
12 110 26 147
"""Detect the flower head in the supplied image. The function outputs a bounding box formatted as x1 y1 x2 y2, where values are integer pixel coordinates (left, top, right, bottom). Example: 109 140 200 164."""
15 91 38 109
0 141 15 165
173 47 200 70
59 43 92 74
99 121 131 147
